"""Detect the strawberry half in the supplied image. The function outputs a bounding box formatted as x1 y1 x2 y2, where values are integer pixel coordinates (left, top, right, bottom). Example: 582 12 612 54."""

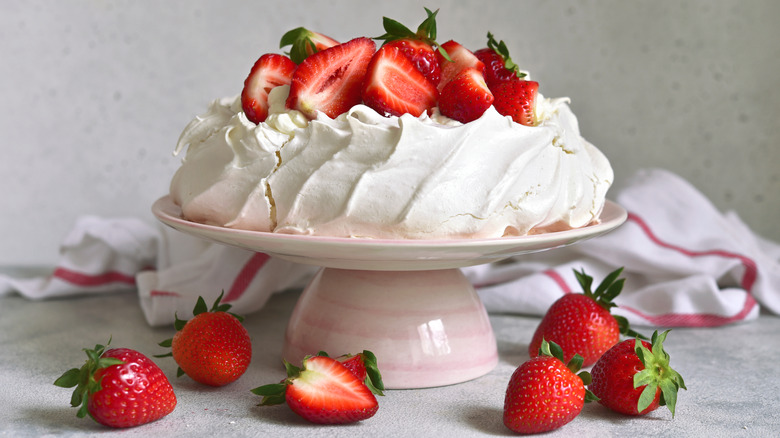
438 67 494 123
252 355 380 424
323 350 385 396
362 45 438 117
491 78 539 126
435 40 484 92
473 32 527 88
55 339 177 428
280 27 340 64
241 53 296 124
286 37 376 120
374 7 448 86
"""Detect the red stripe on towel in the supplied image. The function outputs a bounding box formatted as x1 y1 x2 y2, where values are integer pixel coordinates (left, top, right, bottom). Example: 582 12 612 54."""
223 253 271 302
149 290 181 297
543 269 572 294
619 212 759 326
52 267 136 287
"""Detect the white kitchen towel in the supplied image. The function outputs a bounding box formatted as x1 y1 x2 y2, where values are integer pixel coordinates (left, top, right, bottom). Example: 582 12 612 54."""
2 169 778 328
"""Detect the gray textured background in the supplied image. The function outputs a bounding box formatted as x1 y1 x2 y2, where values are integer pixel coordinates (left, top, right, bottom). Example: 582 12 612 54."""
1 0 778 265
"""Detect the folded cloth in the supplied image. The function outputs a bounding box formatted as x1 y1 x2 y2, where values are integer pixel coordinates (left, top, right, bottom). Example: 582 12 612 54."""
2 169 778 328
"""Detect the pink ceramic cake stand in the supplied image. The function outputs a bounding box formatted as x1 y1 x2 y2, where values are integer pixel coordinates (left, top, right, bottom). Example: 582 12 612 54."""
152 195 626 389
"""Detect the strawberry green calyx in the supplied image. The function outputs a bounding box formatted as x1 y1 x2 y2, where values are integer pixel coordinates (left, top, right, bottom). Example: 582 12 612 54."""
280 27 332 64
53 338 125 420
539 339 598 403
633 330 687 416
574 267 647 340
359 350 385 396
375 7 451 61
485 32 526 79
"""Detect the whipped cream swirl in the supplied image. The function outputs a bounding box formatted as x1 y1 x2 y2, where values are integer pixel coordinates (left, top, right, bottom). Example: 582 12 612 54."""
171 86 613 239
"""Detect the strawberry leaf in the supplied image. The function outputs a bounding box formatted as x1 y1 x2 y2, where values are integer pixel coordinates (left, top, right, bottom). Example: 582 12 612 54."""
485 32 526 79
53 368 81 389
193 296 208 316
637 383 659 413
280 27 325 64
251 383 288 406
54 338 126 422
631 330 686 417
360 350 385 396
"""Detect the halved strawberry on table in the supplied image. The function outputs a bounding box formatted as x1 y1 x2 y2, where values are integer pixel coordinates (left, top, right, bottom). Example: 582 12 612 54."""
241 53 296 124
374 7 449 87
286 37 376 120
280 27 340 64
361 45 438 117
252 354 383 424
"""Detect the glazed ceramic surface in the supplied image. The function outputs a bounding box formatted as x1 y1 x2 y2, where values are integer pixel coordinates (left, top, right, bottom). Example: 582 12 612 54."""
153 196 627 271
152 195 626 388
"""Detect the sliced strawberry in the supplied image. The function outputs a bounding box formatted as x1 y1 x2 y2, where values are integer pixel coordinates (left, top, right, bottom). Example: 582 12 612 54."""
335 351 385 396
362 45 438 117
252 355 379 424
492 78 539 126
474 32 527 88
435 40 485 92
286 37 376 120
241 53 296 124
438 67 494 123
374 8 447 86
280 27 340 64
385 39 441 86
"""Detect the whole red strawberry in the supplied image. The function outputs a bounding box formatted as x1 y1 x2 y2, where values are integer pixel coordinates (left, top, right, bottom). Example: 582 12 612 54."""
529 267 644 367
252 353 384 424
473 32 528 88
374 7 448 86
590 330 686 416
54 339 176 428
157 291 251 387
504 339 597 434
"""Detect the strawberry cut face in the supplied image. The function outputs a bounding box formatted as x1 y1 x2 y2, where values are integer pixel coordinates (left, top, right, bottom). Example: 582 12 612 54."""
362 45 438 117
385 38 441 86
241 54 296 124
286 37 376 119
284 356 378 424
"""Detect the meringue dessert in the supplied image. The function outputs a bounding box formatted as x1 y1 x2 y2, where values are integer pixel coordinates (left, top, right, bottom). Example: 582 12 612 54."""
169 12 613 240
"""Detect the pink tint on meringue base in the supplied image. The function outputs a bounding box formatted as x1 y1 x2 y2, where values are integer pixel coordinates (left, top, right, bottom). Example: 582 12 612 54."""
283 267 498 389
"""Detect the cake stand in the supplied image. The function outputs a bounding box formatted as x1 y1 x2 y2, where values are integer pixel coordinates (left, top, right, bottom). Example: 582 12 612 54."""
152 196 626 389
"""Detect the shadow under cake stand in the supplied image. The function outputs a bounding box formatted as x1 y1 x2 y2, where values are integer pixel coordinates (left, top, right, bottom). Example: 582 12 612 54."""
152 196 626 389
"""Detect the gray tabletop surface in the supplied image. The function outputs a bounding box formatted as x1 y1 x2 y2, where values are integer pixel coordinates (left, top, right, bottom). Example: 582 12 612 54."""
1 275 778 437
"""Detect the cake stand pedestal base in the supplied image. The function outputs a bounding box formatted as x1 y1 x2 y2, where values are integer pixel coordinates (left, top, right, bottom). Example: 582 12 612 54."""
282 267 498 389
